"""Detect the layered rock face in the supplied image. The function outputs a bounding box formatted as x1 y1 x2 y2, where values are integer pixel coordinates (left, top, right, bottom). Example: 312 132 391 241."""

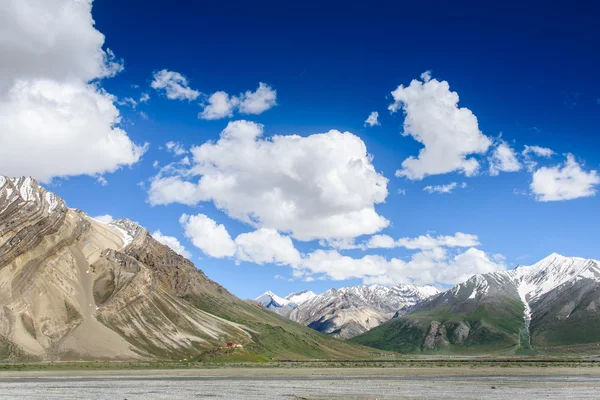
0 176 251 360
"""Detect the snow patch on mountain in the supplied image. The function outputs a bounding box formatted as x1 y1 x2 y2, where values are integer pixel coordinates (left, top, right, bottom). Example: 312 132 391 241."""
255 291 291 309
0 176 66 215
285 290 317 305
512 253 598 301
109 218 143 248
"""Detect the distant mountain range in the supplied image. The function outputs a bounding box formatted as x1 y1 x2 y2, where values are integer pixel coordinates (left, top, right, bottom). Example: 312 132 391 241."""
256 284 439 339
350 253 600 354
0 176 371 361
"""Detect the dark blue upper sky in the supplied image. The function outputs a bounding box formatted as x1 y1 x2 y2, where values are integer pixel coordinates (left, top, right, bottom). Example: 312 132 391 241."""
94 0 600 154
25 0 600 298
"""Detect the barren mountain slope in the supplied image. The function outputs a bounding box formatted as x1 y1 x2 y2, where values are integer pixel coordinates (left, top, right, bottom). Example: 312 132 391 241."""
0 176 371 361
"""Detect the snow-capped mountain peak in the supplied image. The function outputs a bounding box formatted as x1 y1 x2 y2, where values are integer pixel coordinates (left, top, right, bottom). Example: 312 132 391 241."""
255 291 291 309
392 283 440 300
285 290 317 304
513 253 600 301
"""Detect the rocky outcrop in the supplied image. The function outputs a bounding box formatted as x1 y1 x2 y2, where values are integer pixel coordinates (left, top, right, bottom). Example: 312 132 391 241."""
423 321 449 350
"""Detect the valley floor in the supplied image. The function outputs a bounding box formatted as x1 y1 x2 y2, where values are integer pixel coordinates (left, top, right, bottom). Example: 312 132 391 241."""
1 365 600 399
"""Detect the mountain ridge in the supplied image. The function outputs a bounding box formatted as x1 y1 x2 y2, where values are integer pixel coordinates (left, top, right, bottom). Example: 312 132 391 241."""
256 283 439 339
350 253 600 354
0 175 373 361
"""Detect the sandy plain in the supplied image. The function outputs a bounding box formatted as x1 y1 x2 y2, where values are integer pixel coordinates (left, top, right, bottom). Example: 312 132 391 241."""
1 366 600 399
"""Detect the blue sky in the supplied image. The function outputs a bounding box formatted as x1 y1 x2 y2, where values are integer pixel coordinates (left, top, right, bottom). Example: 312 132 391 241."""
1 0 599 299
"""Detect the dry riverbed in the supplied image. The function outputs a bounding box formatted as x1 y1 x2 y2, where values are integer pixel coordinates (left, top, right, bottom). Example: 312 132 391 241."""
1 366 600 399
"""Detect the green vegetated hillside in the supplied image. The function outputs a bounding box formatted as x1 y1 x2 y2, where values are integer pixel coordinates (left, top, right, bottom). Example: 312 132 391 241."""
120 233 375 361
350 255 600 355
194 297 374 361
350 296 525 355
529 279 600 354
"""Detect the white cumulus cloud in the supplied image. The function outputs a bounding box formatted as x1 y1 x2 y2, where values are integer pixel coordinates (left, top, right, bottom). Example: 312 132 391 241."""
165 141 187 156
365 232 480 250
389 72 492 180
304 246 506 286
434 248 508 285
149 120 389 241
178 212 503 286
199 91 237 120
151 69 200 101
180 213 300 266
523 145 554 158
488 140 522 176
179 213 236 258
522 145 555 172
237 82 277 114
364 111 380 127
0 0 147 183
198 83 277 120
531 154 600 201
235 228 301 266
151 230 191 259
423 182 467 194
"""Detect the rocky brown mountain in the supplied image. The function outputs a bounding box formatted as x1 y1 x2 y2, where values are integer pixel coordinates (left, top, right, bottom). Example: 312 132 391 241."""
0 176 369 361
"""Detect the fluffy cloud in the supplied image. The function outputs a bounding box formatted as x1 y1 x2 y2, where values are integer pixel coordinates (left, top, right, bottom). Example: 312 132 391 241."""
423 182 467 194
389 73 492 180
96 175 108 186
0 0 122 88
179 212 502 286
0 0 146 183
180 213 300 265
149 120 389 241
531 154 600 201
318 237 362 250
364 111 380 127
434 248 507 285
488 140 522 176
523 145 554 158
522 145 555 172
237 82 277 114
198 83 277 120
117 97 137 109
365 232 480 250
151 230 191 258
151 69 200 101
235 228 301 265
93 214 114 224
303 246 506 286
199 91 237 120
179 213 236 258
139 93 150 103
165 141 187 156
